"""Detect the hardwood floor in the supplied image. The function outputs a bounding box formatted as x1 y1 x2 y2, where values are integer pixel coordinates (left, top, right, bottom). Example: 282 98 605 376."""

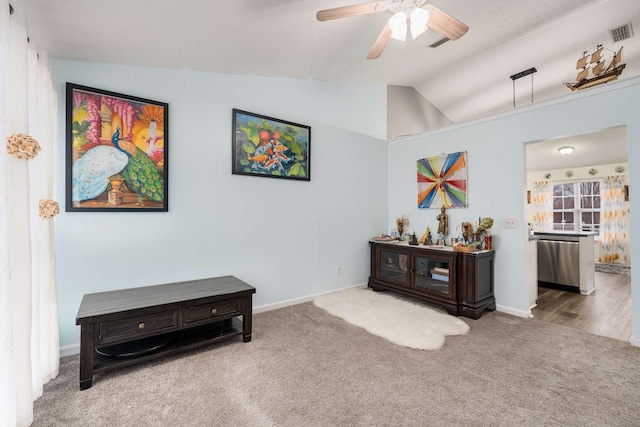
531 271 632 342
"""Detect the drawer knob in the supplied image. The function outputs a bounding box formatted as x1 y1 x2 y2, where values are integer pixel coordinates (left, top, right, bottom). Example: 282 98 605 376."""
138 322 145 329
211 308 218 315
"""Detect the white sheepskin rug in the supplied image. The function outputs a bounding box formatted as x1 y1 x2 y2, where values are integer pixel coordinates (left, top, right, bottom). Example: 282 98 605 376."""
313 287 469 350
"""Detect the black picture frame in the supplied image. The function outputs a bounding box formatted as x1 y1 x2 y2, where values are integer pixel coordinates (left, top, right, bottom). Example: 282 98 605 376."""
65 83 169 212
232 108 311 181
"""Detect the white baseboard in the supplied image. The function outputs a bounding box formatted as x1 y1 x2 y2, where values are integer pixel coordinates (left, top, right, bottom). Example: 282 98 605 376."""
253 283 367 313
630 336 640 347
496 304 533 318
60 343 80 357
60 282 369 358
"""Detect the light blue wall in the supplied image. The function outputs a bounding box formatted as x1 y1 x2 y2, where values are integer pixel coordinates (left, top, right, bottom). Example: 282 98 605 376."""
388 78 640 341
50 59 640 349
51 60 388 349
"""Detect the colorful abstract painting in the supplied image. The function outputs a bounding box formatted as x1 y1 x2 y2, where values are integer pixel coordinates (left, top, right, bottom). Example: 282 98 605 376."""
417 151 468 208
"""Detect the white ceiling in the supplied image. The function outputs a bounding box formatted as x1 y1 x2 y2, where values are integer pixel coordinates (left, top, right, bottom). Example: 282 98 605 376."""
19 0 638 169
526 126 627 172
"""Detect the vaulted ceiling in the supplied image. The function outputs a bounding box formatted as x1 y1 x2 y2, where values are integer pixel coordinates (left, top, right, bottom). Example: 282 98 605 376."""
20 0 639 167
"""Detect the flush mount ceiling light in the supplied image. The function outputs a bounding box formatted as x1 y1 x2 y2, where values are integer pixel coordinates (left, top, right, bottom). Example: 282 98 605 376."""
558 146 575 155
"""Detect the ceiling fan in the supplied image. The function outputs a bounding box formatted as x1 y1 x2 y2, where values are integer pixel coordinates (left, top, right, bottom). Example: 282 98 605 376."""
316 0 469 59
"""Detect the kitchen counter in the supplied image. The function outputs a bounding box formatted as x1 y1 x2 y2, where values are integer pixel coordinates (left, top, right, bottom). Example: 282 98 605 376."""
526 236 538 310
534 230 597 237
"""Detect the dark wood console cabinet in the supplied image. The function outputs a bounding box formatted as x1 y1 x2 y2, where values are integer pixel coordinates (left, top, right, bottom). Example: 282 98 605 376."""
369 242 495 319
75 276 255 390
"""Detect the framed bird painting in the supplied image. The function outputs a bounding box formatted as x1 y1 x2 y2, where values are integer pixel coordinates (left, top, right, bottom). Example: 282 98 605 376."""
232 109 311 181
65 83 169 212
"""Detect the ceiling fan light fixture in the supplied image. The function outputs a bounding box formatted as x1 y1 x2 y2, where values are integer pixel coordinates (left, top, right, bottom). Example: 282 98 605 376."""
558 146 574 155
388 11 408 41
409 8 429 40
316 2 468 59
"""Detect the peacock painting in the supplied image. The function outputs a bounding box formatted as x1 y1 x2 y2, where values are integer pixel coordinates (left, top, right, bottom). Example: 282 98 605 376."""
66 83 168 211
111 127 164 205
72 144 129 203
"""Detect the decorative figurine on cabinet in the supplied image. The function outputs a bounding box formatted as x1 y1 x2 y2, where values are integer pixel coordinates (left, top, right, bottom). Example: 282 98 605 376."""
408 232 419 245
461 221 474 243
419 227 432 245
437 207 448 236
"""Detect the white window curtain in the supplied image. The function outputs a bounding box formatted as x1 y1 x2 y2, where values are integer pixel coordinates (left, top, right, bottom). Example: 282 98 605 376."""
531 181 553 231
599 175 629 264
1 1 60 426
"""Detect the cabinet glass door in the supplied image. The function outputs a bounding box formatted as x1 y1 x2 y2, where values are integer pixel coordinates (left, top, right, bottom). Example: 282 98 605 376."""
378 249 410 287
413 256 451 296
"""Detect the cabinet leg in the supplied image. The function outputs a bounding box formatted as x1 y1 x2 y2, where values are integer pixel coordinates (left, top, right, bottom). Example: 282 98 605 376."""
446 308 459 317
79 323 95 390
242 295 253 343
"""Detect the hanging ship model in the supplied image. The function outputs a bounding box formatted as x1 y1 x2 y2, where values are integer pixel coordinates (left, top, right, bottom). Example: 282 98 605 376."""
565 44 626 91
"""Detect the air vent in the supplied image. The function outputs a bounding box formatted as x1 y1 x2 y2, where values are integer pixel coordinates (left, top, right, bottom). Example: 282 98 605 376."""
429 37 449 48
609 23 634 43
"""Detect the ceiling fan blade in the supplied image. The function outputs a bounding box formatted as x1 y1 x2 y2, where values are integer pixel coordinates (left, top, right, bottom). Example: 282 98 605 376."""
421 4 469 40
367 25 392 60
317 2 385 22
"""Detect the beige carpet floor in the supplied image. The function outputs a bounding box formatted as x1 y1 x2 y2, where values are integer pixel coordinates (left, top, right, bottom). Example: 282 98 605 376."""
33 298 640 426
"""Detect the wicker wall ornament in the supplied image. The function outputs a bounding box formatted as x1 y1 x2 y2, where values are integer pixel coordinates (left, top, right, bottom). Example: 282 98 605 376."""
6 133 41 159
39 199 60 218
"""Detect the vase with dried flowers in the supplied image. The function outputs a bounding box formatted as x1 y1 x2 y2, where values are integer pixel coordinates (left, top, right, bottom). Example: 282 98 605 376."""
396 215 410 240
476 217 494 250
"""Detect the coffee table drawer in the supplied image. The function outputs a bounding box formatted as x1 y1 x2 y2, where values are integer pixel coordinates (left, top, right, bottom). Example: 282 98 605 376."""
183 299 240 326
98 310 179 345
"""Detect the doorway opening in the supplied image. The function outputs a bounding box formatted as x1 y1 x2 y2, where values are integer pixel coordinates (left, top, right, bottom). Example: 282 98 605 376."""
524 125 631 341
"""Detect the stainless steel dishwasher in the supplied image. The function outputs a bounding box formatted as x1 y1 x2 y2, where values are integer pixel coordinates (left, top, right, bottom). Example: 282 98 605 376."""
537 236 580 288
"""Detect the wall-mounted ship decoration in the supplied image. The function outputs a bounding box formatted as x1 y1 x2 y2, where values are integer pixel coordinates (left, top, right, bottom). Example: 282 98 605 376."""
565 45 626 91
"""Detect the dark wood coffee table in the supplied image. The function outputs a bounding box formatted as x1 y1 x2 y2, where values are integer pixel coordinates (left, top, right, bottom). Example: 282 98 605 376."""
76 276 255 390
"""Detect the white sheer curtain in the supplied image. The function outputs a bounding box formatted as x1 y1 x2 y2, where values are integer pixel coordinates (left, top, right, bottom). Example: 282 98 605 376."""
599 175 629 264
531 181 553 231
1 1 60 426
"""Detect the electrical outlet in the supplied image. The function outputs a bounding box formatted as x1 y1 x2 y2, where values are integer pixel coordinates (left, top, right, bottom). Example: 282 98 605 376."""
505 218 517 228
335 266 342 276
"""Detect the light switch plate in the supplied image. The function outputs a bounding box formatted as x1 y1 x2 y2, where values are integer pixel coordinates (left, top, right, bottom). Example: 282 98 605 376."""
505 218 517 228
